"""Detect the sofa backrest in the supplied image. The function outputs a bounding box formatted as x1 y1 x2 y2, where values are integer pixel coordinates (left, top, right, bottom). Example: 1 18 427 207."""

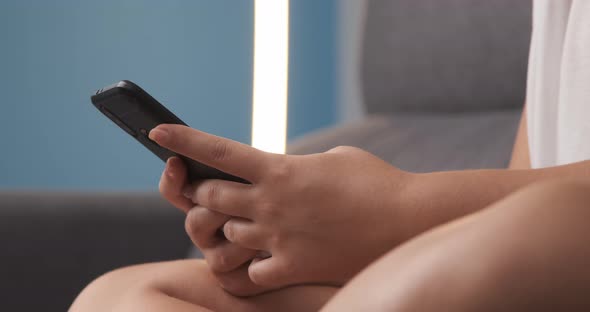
361 0 532 113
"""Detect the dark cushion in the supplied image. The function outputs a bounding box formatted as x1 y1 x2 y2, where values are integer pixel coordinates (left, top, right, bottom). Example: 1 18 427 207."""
288 111 520 172
362 0 531 113
0 191 191 312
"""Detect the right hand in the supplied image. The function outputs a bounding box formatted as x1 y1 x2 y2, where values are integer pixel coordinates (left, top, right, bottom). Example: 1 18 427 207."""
159 157 271 296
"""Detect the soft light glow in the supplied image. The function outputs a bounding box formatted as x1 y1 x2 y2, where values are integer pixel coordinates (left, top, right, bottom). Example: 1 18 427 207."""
251 0 289 154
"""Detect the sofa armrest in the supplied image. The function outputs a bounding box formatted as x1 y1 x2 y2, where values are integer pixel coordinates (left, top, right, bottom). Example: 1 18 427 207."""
0 191 192 312
288 111 519 172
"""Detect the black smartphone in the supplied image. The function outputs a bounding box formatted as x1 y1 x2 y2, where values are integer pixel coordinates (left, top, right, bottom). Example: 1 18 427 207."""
91 80 248 184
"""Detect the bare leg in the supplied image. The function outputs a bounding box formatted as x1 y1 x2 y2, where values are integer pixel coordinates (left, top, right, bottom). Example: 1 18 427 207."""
72 180 590 311
70 259 337 312
322 180 590 311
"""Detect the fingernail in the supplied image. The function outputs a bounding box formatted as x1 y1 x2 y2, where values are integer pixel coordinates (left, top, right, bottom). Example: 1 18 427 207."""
182 185 193 199
166 159 174 178
149 127 168 142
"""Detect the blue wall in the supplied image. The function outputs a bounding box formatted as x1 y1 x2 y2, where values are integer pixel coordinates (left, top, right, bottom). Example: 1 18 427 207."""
0 1 339 190
0 1 254 190
288 0 338 140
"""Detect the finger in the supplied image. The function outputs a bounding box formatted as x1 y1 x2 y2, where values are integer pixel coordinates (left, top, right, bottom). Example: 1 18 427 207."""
223 218 268 250
185 206 229 248
149 124 269 182
213 262 273 297
202 241 258 273
248 256 295 288
159 157 193 213
186 179 255 219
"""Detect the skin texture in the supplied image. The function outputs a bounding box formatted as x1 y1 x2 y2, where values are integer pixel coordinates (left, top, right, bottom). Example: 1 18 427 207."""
321 179 590 311
71 259 336 312
149 118 590 291
157 142 409 290
71 109 590 311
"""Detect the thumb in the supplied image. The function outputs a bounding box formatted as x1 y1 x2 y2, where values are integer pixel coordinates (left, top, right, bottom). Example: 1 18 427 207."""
248 256 295 288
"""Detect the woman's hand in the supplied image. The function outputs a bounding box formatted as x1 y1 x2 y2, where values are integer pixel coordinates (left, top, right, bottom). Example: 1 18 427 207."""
151 124 412 289
159 156 272 296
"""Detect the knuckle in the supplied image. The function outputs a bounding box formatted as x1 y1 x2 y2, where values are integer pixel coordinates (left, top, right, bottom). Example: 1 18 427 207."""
184 208 206 241
266 156 292 182
328 145 361 154
184 211 197 235
208 250 232 272
255 200 280 221
211 139 231 161
205 183 221 207
185 208 224 249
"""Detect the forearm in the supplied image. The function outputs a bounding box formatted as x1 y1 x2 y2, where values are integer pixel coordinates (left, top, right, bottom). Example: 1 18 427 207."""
398 160 590 240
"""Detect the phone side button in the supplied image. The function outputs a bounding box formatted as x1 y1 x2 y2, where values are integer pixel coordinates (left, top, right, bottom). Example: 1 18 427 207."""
100 106 137 137
117 121 137 137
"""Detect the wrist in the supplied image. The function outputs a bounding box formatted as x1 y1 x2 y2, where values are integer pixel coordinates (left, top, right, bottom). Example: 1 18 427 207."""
390 170 431 244
378 167 420 246
394 170 480 241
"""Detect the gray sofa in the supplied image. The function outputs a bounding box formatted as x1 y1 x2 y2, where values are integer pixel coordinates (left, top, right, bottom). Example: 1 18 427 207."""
1 1 531 311
289 0 530 171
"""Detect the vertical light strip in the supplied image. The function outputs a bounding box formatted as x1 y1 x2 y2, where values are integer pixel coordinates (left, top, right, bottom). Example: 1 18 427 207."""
251 0 289 154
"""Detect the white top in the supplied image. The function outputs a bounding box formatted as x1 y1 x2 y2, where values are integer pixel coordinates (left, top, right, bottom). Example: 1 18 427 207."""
527 0 590 168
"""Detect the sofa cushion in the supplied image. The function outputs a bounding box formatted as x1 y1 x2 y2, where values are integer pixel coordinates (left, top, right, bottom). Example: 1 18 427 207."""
288 110 520 172
0 191 190 312
362 0 531 113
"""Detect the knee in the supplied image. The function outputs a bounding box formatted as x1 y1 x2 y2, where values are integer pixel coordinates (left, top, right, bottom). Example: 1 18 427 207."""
373 180 590 311
69 264 157 312
397 179 590 310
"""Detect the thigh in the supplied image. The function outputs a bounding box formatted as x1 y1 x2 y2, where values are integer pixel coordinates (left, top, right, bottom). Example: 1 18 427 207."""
322 180 590 312
71 259 337 312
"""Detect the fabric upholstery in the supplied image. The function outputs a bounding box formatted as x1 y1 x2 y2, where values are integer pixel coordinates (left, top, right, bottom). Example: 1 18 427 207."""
289 110 520 172
0 191 190 312
362 0 532 113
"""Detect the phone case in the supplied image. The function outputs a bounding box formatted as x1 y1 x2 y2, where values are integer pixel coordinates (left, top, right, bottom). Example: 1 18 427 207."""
91 80 248 184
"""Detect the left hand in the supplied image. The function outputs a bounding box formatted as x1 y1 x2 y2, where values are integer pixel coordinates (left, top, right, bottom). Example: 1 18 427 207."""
149 124 412 289
157 156 270 296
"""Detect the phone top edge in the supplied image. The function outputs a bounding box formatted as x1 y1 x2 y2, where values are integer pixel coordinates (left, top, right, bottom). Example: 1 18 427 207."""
91 80 139 98
90 80 189 127
117 80 145 93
